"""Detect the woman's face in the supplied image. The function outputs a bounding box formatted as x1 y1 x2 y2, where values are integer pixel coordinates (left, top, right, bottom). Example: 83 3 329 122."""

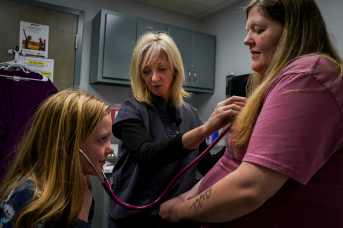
243 6 284 75
141 51 174 102
80 113 114 175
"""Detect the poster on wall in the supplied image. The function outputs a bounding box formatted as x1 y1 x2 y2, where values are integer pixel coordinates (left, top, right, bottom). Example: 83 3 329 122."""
19 21 49 58
19 56 54 82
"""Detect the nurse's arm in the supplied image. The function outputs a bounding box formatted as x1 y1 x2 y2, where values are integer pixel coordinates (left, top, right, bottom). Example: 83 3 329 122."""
181 96 247 150
159 161 288 223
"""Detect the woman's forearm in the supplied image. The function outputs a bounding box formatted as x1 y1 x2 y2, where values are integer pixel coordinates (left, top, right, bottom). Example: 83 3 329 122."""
178 172 263 223
160 162 288 223
182 125 208 150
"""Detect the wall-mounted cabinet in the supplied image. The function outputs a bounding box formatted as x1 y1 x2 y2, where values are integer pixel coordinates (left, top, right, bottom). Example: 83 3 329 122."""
90 10 135 85
165 25 215 92
90 9 216 93
137 18 162 38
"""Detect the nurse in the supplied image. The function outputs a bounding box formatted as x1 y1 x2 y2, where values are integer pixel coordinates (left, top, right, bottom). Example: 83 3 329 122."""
159 0 343 227
0 90 114 228
108 32 247 227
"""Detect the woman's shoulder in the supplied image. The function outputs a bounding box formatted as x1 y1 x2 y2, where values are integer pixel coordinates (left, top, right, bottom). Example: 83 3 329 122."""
121 97 140 106
115 97 148 123
281 55 336 75
118 97 145 113
179 101 198 113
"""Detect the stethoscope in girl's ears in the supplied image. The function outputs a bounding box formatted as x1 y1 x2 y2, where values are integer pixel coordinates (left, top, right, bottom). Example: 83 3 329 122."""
79 121 234 210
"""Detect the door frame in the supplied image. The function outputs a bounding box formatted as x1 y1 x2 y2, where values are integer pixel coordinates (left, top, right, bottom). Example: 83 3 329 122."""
10 0 84 87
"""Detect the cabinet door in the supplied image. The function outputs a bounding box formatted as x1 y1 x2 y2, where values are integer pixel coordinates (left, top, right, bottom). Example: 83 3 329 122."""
137 19 161 37
192 33 215 89
167 25 193 87
103 14 137 81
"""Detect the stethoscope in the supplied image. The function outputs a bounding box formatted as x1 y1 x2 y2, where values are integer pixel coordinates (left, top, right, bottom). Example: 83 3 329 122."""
79 121 233 210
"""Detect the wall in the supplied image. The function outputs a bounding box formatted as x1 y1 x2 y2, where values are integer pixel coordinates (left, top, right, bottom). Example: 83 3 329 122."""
38 0 201 108
198 0 343 121
197 0 249 121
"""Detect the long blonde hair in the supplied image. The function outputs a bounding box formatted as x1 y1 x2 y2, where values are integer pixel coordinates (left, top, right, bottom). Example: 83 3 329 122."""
130 32 191 107
0 90 110 228
232 0 343 154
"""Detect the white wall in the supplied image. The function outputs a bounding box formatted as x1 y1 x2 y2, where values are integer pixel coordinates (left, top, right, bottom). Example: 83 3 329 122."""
38 0 202 108
315 0 343 55
197 0 250 121
197 0 343 121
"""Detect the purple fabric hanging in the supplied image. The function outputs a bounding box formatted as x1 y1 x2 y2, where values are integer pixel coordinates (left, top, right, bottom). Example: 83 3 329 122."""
0 69 58 181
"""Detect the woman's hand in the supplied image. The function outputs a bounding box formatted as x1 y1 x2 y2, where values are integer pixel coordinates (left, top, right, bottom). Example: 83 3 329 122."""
78 176 92 222
205 96 247 135
159 196 185 223
160 180 201 222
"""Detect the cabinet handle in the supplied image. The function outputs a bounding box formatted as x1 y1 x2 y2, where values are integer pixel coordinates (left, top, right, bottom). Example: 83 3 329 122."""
193 71 196 82
188 70 191 81
75 34 78 49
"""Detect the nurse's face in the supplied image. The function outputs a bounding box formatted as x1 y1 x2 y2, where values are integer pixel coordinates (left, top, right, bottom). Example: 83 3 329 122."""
80 113 114 175
243 6 284 75
141 51 174 102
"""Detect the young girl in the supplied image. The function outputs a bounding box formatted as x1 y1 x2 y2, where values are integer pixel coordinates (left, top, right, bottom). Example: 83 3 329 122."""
0 90 114 228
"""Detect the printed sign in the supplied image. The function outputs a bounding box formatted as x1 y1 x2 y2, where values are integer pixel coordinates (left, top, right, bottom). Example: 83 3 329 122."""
19 56 54 82
19 21 49 58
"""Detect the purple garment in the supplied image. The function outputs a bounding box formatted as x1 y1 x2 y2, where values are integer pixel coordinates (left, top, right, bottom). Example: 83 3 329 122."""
198 56 343 227
0 69 57 180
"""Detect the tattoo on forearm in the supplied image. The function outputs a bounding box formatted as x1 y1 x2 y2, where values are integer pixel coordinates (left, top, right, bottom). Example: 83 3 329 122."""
189 186 212 212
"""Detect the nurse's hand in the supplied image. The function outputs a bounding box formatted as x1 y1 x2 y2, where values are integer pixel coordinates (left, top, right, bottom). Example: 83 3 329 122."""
79 175 92 222
181 96 247 151
205 96 247 134
160 196 185 223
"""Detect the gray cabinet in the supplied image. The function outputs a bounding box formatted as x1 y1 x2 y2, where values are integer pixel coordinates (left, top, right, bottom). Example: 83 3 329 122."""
90 9 216 93
137 18 162 38
167 25 193 87
191 33 216 91
164 25 216 92
90 10 136 85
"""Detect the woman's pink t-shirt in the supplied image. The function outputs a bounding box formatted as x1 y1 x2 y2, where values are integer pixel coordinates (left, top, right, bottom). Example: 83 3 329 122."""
198 56 343 227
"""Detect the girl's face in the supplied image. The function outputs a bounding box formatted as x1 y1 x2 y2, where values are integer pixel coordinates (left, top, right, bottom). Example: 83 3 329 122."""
141 51 174 102
243 6 284 75
80 113 114 175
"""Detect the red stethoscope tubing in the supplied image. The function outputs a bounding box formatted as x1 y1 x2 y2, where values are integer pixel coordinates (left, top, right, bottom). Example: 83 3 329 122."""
80 122 233 210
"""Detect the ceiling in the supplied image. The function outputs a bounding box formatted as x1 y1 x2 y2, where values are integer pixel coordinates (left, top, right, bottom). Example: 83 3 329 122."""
129 0 242 19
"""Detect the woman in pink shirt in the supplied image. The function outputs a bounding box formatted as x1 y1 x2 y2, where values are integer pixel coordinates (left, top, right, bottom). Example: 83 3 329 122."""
160 0 343 227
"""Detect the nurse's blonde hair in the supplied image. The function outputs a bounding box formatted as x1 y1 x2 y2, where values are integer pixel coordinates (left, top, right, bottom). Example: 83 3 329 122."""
0 90 110 228
130 32 190 107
